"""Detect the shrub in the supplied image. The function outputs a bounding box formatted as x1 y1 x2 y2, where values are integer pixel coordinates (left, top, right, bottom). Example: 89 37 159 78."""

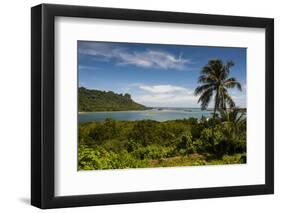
132 145 174 160
78 117 247 170
78 145 149 170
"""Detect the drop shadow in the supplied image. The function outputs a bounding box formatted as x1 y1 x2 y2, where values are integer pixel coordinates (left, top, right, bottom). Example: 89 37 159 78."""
19 197 30 205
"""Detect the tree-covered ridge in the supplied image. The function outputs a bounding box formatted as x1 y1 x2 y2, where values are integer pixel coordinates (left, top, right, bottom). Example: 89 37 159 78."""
79 87 148 112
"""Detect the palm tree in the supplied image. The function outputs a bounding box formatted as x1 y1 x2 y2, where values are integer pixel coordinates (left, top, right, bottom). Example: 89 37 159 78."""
219 108 246 154
219 108 246 137
194 59 242 118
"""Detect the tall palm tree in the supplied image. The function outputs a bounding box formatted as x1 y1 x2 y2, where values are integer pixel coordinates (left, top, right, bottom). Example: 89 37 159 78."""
194 59 242 117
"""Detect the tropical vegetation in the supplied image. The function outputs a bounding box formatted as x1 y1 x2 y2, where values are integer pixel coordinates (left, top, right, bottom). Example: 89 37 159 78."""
79 87 148 112
78 114 246 170
78 59 246 170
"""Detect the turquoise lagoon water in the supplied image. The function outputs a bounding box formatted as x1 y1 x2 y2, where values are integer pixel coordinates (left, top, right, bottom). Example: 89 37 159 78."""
79 108 212 123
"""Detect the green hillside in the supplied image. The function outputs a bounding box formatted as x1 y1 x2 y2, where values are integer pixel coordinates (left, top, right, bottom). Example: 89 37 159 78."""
79 87 148 112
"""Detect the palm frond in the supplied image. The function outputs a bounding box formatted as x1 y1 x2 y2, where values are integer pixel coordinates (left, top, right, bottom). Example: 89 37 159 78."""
225 60 235 72
197 88 213 110
194 84 213 96
224 77 242 91
198 74 217 84
195 59 242 113
201 65 215 75
224 92 236 108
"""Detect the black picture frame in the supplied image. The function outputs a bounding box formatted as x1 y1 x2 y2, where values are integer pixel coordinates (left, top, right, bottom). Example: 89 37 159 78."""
31 3 274 209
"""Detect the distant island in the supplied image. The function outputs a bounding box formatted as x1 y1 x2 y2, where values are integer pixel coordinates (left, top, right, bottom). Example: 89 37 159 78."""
79 87 148 112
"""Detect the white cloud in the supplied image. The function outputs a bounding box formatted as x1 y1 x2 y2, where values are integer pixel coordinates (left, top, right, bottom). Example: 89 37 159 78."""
228 85 246 107
79 43 190 70
242 83 247 92
118 50 190 70
134 84 197 107
139 84 190 94
134 83 246 108
136 93 197 105
232 94 247 108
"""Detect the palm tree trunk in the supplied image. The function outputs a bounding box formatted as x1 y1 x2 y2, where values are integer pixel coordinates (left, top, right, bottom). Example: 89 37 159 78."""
212 94 218 147
212 106 217 132
213 107 217 121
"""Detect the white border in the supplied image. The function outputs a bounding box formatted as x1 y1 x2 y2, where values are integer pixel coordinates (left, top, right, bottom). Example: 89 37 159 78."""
55 17 265 196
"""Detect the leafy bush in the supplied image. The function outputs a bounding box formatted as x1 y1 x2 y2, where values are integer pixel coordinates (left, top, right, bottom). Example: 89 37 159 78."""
78 145 148 170
222 154 246 164
132 145 174 160
78 117 247 170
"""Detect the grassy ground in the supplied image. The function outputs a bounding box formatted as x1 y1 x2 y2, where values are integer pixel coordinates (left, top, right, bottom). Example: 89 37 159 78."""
148 153 246 168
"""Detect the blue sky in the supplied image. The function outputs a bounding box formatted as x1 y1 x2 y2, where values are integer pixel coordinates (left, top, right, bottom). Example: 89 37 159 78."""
78 41 246 108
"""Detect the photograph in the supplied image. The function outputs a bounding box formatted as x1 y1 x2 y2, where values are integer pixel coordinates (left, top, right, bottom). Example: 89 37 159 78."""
29 3 274 209
78 41 247 170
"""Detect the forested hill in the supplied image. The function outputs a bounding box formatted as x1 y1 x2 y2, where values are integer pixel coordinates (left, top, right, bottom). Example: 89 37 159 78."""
79 87 148 112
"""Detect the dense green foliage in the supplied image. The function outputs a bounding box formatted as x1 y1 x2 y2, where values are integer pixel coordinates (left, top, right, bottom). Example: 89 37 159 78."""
78 109 246 170
79 87 147 112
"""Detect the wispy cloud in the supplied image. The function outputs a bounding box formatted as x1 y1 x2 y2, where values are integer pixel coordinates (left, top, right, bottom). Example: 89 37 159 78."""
231 94 247 108
133 83 246 107
242 83 247 92
79 42 190 70
134 84 197 107
139 85 189 94
78 65 104 71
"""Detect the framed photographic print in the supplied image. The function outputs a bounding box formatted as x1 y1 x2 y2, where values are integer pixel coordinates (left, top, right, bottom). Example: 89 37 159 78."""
31 4 274 209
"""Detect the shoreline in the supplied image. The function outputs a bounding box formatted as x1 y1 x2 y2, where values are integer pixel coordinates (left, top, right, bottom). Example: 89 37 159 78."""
78 107 214 114
78 109 152 114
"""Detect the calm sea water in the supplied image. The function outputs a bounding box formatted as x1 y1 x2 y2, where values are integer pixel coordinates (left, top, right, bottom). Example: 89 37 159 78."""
79 108 212 123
